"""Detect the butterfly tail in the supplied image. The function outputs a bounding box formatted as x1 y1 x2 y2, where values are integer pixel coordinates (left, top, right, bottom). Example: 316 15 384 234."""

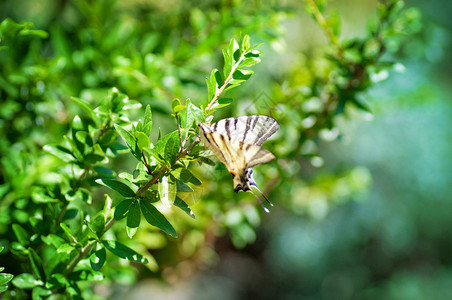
250 192 270 214
246 168 274 212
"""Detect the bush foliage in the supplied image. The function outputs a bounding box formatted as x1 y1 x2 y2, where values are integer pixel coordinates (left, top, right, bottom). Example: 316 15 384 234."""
0 0 421 298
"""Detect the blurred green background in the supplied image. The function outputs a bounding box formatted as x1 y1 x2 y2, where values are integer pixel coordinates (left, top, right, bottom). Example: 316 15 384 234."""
1 0 451 299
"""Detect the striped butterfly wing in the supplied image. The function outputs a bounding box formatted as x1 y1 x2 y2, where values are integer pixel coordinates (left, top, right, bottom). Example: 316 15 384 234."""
198 124 237 169
199 115 279 169
243 144 275 168
211 115 280 146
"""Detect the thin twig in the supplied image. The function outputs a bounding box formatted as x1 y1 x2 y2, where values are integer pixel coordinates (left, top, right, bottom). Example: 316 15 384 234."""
206 57 244 111
175 112 184 149
64 241 95 275
141 152 153 175
64 218 117 276
135 167 167 198
135 137 200 198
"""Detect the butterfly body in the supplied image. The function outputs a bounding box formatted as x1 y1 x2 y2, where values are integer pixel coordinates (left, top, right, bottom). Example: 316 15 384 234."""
198 115 279 211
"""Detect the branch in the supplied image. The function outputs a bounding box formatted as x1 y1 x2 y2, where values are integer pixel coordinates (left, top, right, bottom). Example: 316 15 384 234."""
206 56 245 111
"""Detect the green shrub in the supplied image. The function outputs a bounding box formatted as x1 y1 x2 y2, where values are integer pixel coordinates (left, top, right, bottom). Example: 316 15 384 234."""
0 0 420 298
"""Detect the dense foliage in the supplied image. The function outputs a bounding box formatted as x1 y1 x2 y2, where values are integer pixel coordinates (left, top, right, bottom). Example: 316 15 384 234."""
0 0 428 298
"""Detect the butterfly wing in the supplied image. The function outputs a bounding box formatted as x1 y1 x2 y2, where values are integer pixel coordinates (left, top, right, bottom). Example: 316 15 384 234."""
198 123 238 171
199 118 277 169
242 143 275 168
211 115 280 146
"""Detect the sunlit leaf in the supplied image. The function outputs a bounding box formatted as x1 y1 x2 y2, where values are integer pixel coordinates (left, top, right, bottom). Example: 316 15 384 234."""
102 240 148 264
71 97 99 124
126 201 141 238
135 131 151 150
114 199 133 220
174 197 195 219
95 178 136 197
176 180 193 192
32 286 52 299
89 245 106 271
140 201 177 237
11 273 43 289
0 273 13 286
12 224 29 246
43 145 75 163
28 248 45 281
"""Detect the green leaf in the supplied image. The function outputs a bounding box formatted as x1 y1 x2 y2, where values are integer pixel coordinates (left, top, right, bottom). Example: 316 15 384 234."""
206 68 218 102
216 97 234 109
0 273 13 286
172 168 202 185
57 243 75 254
12 273 43 289
241 34 251 51
12 224 29 246
231 69 253 84
64 134 83 159
46 273 68 290
245 48 263 57
138 190 159 203
172 98 185 113
135 131 151 151
84 153 104 164
144 147 165 164
32 286 52 300
115 124 141 160
158 175 177 207
89 246 106 271
143 104 153 136
102 240 148 264
154 131 180 167
96 178 136 197
174 197 195 219
74 131 88 144
114 124 136 150
72 115 84 131
28 248 46 281
183 99 195 131
67 269 103 282
31 188 58 204
140 201 177 237
176 180 193 192
239 57 261 68
143 104 152 126
41 234 65 248
197 156 216 166
224 38 240 77
114 199 133 220
89 213 105 238
59 223 76 243
43 145 75 162
126 201 141 238
0 18 48 40
71 97 99 124
164 132 181 166
187 101 205 124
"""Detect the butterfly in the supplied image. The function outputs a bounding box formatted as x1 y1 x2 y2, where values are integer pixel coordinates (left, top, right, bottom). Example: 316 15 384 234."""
198 115 280 212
